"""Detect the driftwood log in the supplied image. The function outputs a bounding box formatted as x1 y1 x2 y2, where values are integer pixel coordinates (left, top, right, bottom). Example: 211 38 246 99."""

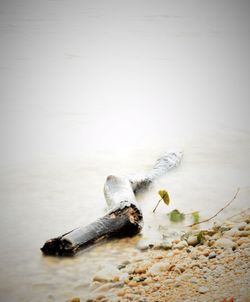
41 151 182 256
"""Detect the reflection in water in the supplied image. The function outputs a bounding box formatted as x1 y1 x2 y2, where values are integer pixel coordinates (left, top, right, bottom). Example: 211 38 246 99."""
0 0 250 301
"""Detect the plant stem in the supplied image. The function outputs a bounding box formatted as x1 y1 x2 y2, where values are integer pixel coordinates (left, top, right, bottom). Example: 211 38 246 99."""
153 198 162 213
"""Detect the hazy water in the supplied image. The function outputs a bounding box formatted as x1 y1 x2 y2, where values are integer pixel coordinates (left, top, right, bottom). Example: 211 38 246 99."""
0 1 250 301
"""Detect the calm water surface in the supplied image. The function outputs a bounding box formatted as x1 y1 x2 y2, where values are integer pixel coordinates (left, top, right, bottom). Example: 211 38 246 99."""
0 1 249 301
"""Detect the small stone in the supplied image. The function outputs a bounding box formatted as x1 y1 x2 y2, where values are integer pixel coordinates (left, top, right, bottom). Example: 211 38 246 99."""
136 240 151 251
175 265 185 273
202 249 210 256
198 286 209 294
174 240 188 250
191 255 199 260
119 272 129 281
128 281 138 287
235 222 247 230
172 238 180 244
93 265 121 283
245 218 250 224
180 274 192 281
160 239 173 250
117 264 126 270
211 233 220 240
238 230 250 237
134 266 148 274
239 243 249 249
117 290 126 297
164 278 174 285
153 282 161 289
208 240 215 247
237 239 247 246
142 278 153 285
215 238 236 249
190 277 198 284
224 227 238 237
208 252 217 259
134 276 147 282
187 236 198 247
67 298 80 302
148 260 170 275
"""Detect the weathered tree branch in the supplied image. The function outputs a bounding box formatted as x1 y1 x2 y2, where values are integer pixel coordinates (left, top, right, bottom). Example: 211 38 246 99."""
41 152 182 256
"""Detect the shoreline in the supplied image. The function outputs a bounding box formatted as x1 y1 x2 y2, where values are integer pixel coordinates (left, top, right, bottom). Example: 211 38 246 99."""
69 209 250 302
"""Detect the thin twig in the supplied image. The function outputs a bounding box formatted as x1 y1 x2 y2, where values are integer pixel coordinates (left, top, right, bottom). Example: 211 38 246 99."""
187 187 240 227
153 198 163 213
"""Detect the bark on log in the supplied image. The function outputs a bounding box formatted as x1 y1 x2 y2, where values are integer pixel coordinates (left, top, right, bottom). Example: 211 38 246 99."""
41 151 182 256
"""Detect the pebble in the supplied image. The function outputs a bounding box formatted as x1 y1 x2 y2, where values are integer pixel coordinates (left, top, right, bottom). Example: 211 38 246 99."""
160 239 173 250
163 278 174 285
174 240 188 250
202 267 210 273
214 265 224 276
136 240 150 251
117 264 126 270
202 250 210 256
93 266 121 283
239 243 249 249
180 274 191 281
128 281 138 287
235 222 247 230
197 286 209 294
175 264 185 273
187 236 198 247
190 277 198 284
134 276 147 282
208 240 216 247
148 260 170 275
208 251 217 259
215 238 236 250
134 266 148 274
238 230 250 237
117 290 126 297
67 298 80 302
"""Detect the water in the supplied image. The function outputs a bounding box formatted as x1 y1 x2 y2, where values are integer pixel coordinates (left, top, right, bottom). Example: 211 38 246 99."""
0 1 250 301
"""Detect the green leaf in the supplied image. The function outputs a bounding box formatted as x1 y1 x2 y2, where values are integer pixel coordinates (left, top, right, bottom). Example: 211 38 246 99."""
192 211 200 224
197 231 205 244
169 209 185 222
158 190 170 205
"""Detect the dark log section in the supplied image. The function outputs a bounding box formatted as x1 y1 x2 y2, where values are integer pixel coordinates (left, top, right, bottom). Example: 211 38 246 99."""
41 204 142 256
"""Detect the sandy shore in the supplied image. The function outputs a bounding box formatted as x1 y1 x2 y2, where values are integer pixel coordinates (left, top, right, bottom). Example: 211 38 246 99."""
69 210 250 302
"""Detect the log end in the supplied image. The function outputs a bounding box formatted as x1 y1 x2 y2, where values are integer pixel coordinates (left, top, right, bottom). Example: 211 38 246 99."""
41 237 76 256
